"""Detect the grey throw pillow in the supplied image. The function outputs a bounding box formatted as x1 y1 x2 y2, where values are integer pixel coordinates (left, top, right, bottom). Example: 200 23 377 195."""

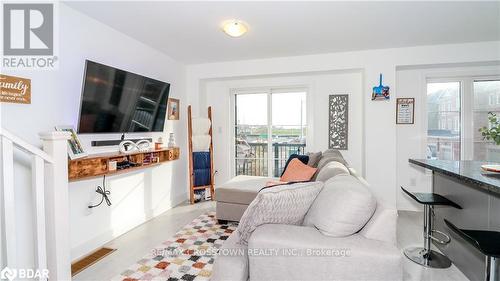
307 151 322 167
315 161 350 182
237 181 323 244
303 174 376 237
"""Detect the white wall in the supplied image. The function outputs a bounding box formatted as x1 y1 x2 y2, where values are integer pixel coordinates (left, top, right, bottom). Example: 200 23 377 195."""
187 41 500 209
201 71 363 184
0 4 188 264
396 64 500 210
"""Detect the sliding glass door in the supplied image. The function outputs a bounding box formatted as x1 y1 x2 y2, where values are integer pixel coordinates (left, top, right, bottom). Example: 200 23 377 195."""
234 89 307 177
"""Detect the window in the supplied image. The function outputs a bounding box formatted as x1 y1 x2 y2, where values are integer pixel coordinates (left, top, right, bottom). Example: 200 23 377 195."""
473 80 500 161
234 89 307 177
426 78 500 162
427 82 461 160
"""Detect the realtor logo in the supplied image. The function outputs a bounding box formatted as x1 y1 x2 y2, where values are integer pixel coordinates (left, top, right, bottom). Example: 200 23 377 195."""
2 2 58 69
3 3 53 55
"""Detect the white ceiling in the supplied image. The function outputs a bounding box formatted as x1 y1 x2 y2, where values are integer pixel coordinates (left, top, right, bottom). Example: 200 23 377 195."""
65 1 500 64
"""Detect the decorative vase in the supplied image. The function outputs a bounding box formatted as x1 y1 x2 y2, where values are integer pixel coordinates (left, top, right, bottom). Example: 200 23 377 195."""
168 133 176 147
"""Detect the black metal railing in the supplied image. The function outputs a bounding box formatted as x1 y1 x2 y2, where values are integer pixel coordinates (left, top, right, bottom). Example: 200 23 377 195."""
235 143 306 177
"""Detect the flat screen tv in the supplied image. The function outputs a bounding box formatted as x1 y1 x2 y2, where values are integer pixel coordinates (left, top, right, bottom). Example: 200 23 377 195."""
78 60 170 134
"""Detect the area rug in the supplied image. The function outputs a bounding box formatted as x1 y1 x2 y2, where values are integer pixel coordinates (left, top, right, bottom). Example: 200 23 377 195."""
112 212 237 281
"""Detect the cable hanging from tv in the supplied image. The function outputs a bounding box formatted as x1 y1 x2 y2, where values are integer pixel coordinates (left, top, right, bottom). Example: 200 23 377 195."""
88 175 112 209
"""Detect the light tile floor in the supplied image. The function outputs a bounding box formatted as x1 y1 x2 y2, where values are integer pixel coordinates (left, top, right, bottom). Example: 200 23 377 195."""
75 202 470 281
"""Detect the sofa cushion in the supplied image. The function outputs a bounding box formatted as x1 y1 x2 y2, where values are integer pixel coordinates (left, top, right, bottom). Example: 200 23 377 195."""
237 181 323 244
280 158 317 182
314 160 350 182
280 154 309 176
312 149 349 180
306 151 322 167
216 175 275 205
304 174 376 237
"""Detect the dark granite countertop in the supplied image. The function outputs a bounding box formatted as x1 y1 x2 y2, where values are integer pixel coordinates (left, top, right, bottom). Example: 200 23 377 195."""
409 159 500 194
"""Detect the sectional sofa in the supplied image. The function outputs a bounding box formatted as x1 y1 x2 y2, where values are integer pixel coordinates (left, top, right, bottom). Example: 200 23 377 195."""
212 150 402 281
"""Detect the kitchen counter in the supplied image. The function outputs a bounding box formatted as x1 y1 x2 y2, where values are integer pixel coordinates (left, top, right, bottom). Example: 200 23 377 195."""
409 159 500 194
408 158 500 281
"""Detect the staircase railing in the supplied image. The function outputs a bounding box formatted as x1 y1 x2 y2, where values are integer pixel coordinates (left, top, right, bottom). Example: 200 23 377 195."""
0 128 72 281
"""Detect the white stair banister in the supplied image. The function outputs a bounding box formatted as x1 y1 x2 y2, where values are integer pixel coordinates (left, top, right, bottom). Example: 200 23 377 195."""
39 131 72 281
1 137 17 269
32 155 47 281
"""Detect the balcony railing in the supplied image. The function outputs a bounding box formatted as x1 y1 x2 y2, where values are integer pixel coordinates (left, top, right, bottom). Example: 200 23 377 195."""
235 142 306 177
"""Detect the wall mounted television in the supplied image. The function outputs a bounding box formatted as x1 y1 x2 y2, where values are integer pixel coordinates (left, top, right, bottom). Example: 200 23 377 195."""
78 60 170 134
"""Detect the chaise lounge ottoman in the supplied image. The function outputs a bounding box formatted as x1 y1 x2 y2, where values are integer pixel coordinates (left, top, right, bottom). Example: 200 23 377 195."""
216 175 275 222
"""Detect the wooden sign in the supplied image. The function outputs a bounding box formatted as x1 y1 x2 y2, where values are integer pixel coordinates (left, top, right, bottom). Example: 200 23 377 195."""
0 74 31 104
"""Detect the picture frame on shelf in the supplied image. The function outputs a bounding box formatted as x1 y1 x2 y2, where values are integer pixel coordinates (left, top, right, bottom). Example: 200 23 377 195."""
55 126 88 160
167 98 180 120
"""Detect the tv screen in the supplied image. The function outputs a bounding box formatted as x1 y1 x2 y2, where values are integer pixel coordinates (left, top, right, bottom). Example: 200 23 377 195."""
78 60 170 133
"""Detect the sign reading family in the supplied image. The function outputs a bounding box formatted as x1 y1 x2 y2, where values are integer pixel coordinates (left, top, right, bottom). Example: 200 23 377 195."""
2 2 58 70
0 74 31 104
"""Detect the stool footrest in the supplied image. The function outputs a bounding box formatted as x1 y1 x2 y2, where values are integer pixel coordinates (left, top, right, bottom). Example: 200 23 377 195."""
429 230 451 245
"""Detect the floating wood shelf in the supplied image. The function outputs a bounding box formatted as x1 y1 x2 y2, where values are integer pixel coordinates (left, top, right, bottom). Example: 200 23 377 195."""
68 147 180 182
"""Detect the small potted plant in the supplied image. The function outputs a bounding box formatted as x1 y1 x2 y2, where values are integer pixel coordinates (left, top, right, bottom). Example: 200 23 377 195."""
479 112 500 145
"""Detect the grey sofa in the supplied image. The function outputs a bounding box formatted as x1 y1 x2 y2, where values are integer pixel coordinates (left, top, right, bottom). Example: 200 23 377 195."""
212 179 402 281
216 149 365 222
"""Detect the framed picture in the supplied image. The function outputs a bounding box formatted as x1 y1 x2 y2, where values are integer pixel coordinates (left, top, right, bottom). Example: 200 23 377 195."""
396 98 415 124
55 126 88 160
372 73 390 100
167 98 180 120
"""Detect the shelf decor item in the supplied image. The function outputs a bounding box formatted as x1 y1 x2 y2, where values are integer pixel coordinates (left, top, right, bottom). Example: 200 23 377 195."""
372 73 390 100
328 94 349 150
168 133 176 148
396 98 415 124
55 126 88 160
479 112 500 145
167 98 180 120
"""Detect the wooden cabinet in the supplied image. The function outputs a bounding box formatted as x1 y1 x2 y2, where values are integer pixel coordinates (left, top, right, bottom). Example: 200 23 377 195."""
68 147 180 181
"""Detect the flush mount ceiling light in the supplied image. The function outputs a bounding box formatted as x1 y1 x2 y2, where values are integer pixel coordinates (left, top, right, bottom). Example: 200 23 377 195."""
222 20 248 37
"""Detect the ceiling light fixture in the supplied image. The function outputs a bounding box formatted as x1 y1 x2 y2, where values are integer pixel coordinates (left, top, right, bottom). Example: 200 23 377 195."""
222 20 248 38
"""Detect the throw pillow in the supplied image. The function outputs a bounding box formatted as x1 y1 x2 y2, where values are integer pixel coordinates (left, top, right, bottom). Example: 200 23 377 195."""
281 154 309 176
280 158 317 182
237 181 323 244
314 161 350 182
306 151 322 167
303 174 376 237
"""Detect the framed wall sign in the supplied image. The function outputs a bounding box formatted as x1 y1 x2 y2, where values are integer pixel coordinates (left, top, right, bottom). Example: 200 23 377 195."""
396 98 415 124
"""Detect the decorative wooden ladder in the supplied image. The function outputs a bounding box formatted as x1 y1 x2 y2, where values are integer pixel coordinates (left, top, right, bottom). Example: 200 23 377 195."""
0 128 72 281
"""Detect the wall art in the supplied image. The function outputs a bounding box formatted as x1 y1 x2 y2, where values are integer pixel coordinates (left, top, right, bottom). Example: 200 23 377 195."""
372 73 390 100
328 94 349 150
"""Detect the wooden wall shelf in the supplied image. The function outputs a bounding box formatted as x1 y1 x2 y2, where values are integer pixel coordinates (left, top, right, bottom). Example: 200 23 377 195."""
68 147 180 182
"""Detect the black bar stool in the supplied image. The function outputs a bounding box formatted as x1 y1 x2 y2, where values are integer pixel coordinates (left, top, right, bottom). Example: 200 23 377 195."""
401 187 462 268
444 219 500 281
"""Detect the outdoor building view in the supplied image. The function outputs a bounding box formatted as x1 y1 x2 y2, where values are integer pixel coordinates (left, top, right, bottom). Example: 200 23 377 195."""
427 80 500 161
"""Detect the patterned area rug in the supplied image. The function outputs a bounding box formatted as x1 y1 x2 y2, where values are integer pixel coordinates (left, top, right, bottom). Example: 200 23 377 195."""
112 212 237 281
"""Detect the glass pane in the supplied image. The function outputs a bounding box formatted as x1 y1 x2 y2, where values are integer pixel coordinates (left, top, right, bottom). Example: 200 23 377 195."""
235 94 268 176
427 82 461 160
272 92 307 177
473 80 500 161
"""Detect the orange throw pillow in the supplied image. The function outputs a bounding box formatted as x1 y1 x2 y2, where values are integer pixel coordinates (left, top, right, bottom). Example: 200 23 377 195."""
280 158 317 182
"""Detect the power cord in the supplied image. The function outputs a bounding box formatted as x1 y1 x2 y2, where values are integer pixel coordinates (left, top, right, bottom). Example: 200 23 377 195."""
88 175 112 209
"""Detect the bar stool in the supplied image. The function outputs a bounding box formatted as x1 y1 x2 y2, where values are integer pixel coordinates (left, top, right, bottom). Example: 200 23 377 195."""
444 219 500 281
401 187 462 268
